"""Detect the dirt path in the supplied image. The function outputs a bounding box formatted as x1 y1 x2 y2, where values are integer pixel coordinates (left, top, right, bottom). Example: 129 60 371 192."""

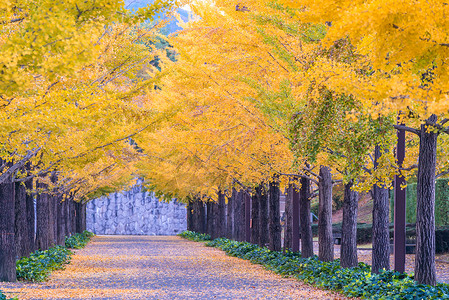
0 236 348 300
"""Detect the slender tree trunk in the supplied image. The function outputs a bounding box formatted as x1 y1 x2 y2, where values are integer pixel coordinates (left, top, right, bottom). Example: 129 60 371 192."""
227 192 234 239
269 180 281 251
300 177 313 258
56 196 66 245
233 190 244 241
372 145 391 274
36 183 50 251
47 191 56 248
65 197 72 237
250 187 260 245
187 200 194 231
341 180 359 268
217 191 226 238
259 184 269 248
191 200 200 232
318 166 334 262
198 201 206 234
415 115 438 285
206 201 213 237
15 182 28 259
292 183 300 253
25 179 35 255
70 200 76 236
284 185 293 250
74 199 86 233
0 181 16 282
210 201 219 239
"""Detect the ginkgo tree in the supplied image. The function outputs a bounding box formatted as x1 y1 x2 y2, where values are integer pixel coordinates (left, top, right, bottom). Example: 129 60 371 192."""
278 0 449 285
0 0 174 282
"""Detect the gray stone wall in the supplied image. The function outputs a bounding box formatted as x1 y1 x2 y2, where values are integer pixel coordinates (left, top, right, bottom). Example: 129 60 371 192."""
86 184 187 235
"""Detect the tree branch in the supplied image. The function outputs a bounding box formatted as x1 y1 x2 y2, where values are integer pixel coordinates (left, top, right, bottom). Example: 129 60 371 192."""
393 124 420 135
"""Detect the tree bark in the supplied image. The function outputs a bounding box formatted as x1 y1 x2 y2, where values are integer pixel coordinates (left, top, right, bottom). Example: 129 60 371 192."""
47 191 56 247
341 180 359 268
227 191 234 239
198 201 206 234
269 180 282 251
70 200 77 236
318 166 334 262
74 200 86 233
233 190 244 241
206 201 213 237
300 177 314 258
187 200 194 231
284 185 293 251
372 145 391 274
258 184 269 248
0 181 16 282
250 187 260 245
36 183 50 251
15 182 29 259
25 179 35 255
415 115 438 285
56 195 66 245
65 197 73 237
217 191 226 238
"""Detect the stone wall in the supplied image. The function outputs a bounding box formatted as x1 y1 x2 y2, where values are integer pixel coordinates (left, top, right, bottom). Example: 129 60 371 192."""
86 184 187 235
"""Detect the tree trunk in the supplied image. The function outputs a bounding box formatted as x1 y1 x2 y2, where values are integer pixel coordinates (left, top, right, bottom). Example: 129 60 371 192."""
210 201 219 239
217 191 226 238
258 184 269 248
65 197 72 237
0 181 16 282
187 200 194 231
25 179 35 255
250 187 260 245
47 191 56 247
70 200 77 236
318 166 334 262
284 185 293 250
206 201 213 237
36 183 50 251
415 115 438 285
191 200 200 232
198 201 206 234
227 191 234 239
269 180 281 251
341 180 359 268
232 190 241 241
372 145 391 274
76 201 87 234
56 196 65 245
300 177 313 258
292 183 300 253
15 182 29 259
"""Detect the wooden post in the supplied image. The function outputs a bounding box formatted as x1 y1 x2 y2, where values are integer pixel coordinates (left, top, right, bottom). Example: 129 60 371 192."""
394 123 406 273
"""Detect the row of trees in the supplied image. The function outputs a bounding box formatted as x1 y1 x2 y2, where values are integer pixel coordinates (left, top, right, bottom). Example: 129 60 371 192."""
2 0 448 288
0 177 87 281
132 0 449 286
0 0 175 282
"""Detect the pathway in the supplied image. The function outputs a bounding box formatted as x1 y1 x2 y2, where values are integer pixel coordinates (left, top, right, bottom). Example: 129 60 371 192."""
1 236 348 300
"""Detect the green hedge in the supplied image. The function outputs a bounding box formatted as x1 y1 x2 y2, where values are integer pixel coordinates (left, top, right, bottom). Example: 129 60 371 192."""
180 231 449 299
390 179 449 226
16 230 95 282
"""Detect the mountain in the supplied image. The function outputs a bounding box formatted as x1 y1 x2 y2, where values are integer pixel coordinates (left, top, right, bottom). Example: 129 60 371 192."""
125 0 190 35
